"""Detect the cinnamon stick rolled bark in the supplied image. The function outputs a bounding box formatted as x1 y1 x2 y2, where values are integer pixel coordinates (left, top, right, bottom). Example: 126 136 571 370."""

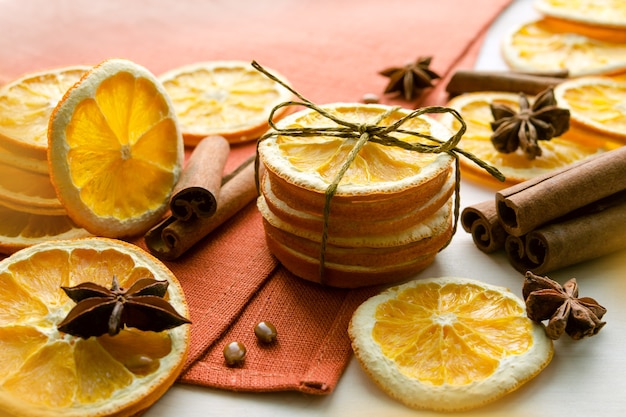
446 70 567 96
170 135 230 220
145 157 258 260
504 195 626 274
461 200 508 253
496 146 626 237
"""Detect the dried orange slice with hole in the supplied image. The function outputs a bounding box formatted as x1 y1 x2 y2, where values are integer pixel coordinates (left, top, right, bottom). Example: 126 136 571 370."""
0 203 90 255
534 0 626 30
48 58 184 238
501 19 626 77
349 277 553 412
0 237 190 416
0 66 88 159
159 61 293 145
554 76 626 143
439 91 615 185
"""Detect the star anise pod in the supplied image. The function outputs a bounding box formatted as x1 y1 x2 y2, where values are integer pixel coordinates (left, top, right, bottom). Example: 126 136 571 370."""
58 275 191 338
490 87 570 160
522 271 606 340
379 56 440 101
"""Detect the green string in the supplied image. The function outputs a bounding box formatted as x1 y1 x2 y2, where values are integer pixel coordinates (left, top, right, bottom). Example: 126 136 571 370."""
252 60 505 283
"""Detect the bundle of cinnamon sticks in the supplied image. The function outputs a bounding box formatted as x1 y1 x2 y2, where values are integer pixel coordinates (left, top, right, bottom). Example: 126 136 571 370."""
461 146 626 274
144 136 258 260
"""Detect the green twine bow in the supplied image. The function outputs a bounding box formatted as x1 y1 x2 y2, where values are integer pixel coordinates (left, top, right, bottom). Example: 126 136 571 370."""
252 60 504 283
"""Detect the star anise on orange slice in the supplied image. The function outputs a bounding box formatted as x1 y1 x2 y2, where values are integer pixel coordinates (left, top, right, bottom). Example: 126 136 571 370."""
489 87 570 160
58 275 191 338
379 56 440 101
522 271 606 340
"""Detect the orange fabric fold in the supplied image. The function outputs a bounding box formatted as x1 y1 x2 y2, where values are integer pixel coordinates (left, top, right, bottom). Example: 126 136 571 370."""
0 0 513 394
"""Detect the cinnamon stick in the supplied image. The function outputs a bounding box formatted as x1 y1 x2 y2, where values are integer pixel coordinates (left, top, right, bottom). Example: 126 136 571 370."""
446 70 567 97
170 135 230 221
145 156 258 260
505 193 626 274
496 146 626 237
460 200 507 253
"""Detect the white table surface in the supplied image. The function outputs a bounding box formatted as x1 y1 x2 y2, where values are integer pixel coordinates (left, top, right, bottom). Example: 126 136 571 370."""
147 1 626 415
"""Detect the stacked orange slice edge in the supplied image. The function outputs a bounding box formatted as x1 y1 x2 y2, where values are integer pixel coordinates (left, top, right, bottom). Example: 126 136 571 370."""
0 66 92 253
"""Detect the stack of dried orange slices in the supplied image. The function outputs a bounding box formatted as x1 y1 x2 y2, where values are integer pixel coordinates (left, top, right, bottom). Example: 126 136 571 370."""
502 0 626 76
439 91 617 185
257 102 459 288
0 66 92 254
159 61 293 146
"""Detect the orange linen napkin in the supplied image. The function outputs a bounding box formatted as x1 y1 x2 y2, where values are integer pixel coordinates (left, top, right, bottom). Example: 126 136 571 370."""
160 203 378 393
0 0 513 394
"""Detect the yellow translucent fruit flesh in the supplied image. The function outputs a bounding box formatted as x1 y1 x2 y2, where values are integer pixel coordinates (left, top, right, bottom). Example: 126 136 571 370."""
560 81 626 134
0 326 48 381
66 247 154 288
508 20 626 76
163 65 285 131
0 271 49 326
2 341 78 407
276 108 439 185
372 283 531 386
8 248 71 306
0 68 86 153
65 72 179 220
74 338 134 403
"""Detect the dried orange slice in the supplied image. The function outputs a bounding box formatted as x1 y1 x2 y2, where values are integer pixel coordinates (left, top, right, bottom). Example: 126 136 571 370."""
159 61 293 145
0 237 190 416
0 142 48 174
0 203 90 254
349 277 553 412
0 160 64 215
440 91 613 184
257 103 456 287
534 0 626 30
502 19 626 76
554 76 626 143
0 66 88 159
48 58 184 238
